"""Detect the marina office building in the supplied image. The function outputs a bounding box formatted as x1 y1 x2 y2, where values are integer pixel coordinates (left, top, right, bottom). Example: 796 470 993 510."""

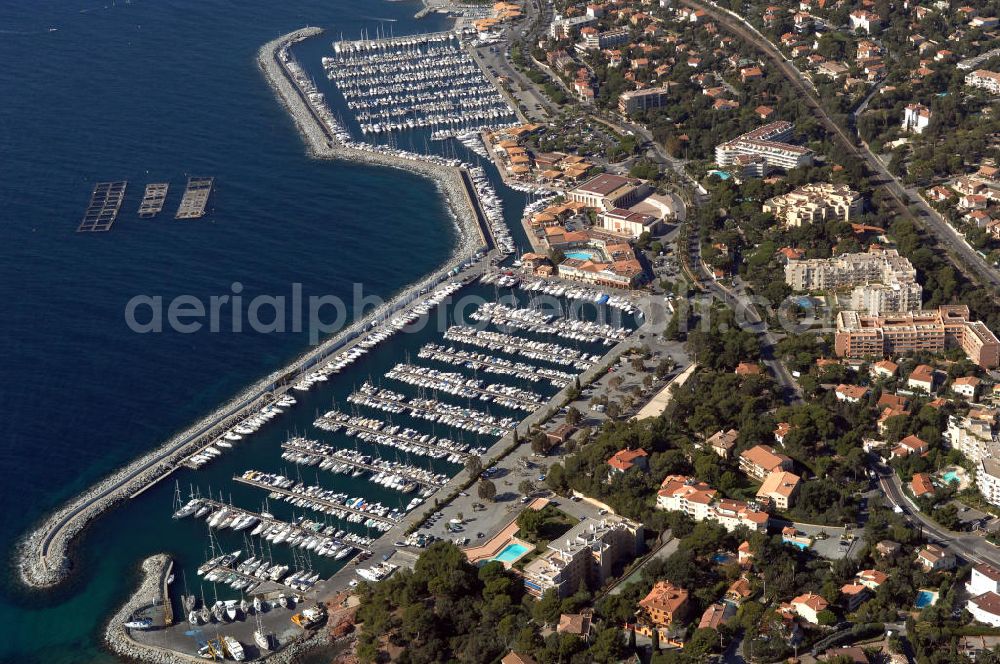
834 305 1000 368
522 515 644 598
568 173 652 211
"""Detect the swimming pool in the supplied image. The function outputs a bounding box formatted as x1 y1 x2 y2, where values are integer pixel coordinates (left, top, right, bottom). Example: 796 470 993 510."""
708 169 731 180
565 250 595 261
915 590 938 608
493 542 530 563
712 552 734 564
942 470 960 484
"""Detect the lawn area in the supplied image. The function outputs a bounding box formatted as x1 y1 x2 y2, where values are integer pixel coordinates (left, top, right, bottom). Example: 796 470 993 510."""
517 505 578 552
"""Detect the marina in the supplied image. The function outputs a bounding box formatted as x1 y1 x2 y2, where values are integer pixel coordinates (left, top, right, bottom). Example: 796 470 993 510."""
77 180 127 232
470 302 632 345
418 342 578 387
443 325 601 369
313 409 482 461
233 471 405 529
280 437 448 491
17 17 645 664
347 382 518 435
386 362 546 411
324 30 517 136
179 495 375 555
175 176 214 219
137 182 169 218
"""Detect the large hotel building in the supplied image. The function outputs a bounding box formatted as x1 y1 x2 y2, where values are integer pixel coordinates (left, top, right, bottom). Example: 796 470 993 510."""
835 305 1000 368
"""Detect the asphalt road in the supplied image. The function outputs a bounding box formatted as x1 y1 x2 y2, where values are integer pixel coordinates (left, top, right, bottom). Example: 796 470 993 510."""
877 466 1000 567
684 220 804 404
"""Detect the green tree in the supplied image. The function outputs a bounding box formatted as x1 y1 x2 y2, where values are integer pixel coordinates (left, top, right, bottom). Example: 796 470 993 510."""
534 589 563 625
478 479 497 502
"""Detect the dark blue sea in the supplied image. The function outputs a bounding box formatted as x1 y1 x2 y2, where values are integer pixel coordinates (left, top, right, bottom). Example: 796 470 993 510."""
0 0 542 661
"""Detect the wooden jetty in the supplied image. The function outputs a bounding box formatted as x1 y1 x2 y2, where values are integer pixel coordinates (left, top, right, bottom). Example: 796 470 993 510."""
77 181 127 232
280 439 446 489
232 475 398 527
175 176 214 219
138 183 169 218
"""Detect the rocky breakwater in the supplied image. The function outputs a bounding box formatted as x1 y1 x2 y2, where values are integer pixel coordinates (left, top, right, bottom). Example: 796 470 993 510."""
104 554 191 664
16 26 493 596
256 27 487 259
107 554 334 663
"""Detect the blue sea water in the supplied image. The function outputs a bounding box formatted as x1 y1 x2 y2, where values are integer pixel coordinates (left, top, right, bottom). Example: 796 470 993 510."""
0 0 534 661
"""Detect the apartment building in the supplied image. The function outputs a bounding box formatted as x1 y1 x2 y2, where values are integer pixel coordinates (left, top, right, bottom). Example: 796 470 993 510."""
756 470 802 510
715 122 815 174
656 475 769 532
739 444 793 479
618 86 671 116
966 69 1000 94
979 458 1000 507
763 182 863 227
522 515 644 598
785 248 919 314
550 14 597 39
946 411 998 464
834 305 1000 368
580 27 629 51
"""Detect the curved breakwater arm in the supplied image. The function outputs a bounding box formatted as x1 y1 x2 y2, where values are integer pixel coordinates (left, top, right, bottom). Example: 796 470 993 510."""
16 26 490 590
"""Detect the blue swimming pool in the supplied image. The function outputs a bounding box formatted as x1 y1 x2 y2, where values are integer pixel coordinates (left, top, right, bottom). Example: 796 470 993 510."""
915 590 938 608
712 552 733 564
494 543 530 563
565 251 595 261
708 169 731 180
783 539 811 551
942 470 960 484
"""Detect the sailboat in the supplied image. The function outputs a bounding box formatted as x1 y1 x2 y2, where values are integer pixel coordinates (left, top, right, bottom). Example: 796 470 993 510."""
253 611 274 652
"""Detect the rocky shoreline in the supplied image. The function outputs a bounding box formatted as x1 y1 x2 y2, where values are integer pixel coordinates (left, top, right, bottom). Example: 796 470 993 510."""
17 26 488 594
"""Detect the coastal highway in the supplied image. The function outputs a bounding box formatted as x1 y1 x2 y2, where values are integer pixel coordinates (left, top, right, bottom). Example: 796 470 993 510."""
679 0 1000 296
877 466 1000 568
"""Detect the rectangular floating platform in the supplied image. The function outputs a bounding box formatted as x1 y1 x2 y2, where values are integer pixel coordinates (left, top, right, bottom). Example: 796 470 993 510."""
138 183 169 218
77 181 127 232
174 176 214 219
